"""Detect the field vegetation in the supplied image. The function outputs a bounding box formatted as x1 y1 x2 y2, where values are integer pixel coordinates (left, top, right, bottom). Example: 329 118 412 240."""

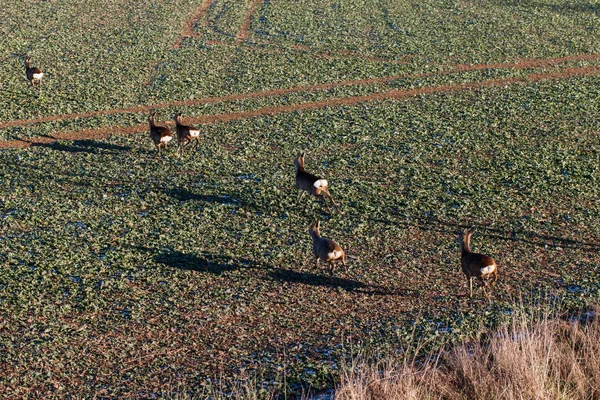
0 0 599 397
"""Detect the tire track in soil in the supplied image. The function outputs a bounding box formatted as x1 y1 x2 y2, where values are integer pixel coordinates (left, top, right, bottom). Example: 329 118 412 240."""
235 0 263 44
174 0 215 48
1 53 598 131
2 65 598 150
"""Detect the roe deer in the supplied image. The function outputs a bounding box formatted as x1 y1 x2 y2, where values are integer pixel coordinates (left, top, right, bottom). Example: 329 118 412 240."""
24 56 43 86
308 220 347 276
294 152 338 212
148 112 172 159
459 229 498 298
173 113 200 156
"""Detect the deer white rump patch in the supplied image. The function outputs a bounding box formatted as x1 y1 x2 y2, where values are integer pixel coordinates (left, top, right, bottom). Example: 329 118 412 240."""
33 73 44 79
480 264 496 274
328 250 343 260
314 179 328 188
160 135 172 143
189 130 200 137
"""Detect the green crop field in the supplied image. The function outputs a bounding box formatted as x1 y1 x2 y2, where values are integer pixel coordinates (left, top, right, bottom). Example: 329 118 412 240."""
1 0 599 397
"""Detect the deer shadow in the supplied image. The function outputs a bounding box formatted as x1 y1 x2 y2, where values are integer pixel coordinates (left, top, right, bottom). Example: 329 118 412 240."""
33 139 130 154
268 268 415 296
152 247 409 296
154 249 264 275
373 212 600 252
165 187 260 212
496 1 598 15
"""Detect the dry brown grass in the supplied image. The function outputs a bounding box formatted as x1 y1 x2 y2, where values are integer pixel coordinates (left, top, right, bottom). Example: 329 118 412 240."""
336 306 600 400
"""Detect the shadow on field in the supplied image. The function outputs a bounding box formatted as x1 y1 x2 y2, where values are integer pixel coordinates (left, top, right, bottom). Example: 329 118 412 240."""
268 269 415 296
154 249 263 275
376 213 600 252
165 187 259 212
34 139 130 154
496 1 598 15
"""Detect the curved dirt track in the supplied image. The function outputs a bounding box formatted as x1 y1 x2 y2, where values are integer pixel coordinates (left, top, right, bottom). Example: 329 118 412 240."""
2 52 598 131
235 0 263 43
1 63 598 149
175 0 215 48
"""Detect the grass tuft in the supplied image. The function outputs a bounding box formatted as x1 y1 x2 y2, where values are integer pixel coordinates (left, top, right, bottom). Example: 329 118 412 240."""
336 304 600 399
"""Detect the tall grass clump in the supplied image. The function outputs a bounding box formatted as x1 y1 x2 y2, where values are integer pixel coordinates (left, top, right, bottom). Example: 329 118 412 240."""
336 304 600 400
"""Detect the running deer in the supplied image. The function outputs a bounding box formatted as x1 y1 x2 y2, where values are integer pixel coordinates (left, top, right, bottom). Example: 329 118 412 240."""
148 112 172 158
308 220 347 276
459 229 498 298
173 113 200 156
24 56 43 86
294 152 338 212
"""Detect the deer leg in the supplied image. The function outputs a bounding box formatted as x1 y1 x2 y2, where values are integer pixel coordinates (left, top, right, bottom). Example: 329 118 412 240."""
320 195 332 213
477 276 486 288
324 189 338 212
315 256 320 269
179 138 190 157
328 261 334 276
191 137 200 151
342 255 349 276
479 277 490 297
477 276 490 298
490 271 498 287
297 190 305 205
468 276 473 298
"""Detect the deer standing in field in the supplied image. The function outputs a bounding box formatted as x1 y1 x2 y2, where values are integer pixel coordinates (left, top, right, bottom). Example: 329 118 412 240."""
148 112 172 159
173 113 200 156
24 56 43 86
308 220 347 276
294 152 338 212
459 229 498 298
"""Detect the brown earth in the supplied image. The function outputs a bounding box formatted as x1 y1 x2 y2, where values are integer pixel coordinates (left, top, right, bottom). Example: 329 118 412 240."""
235 0 263 44
1 64 598 149
174 0 216 48
2 52 598 132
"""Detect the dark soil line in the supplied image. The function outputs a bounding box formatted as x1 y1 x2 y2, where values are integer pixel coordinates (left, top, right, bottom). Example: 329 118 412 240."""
2 53 598 131
175 0 216 48
235 0 263 44
2 66 598 149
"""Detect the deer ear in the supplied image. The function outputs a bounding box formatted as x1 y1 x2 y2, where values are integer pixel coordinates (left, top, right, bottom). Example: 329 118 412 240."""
316 220 320 229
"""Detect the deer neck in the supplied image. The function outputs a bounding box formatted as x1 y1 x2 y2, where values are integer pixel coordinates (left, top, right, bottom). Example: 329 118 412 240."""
461 237 471 254
309 229 320 241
